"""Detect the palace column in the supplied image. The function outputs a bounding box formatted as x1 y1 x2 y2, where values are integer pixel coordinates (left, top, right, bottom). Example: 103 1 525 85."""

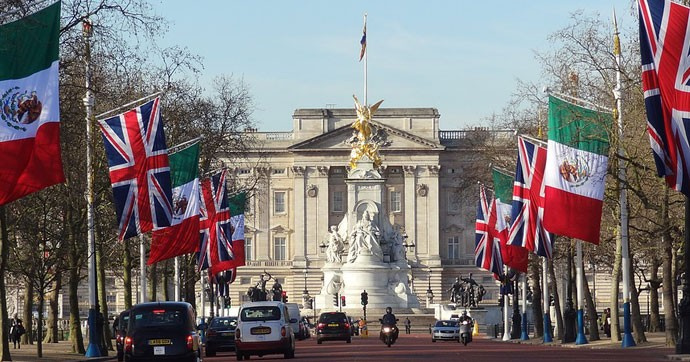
307 166 330 260
403 165 419 263
292 166 307 266
421 165 441 266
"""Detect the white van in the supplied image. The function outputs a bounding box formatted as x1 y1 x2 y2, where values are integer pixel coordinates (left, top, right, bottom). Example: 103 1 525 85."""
284 303 302 339
235 301 296 360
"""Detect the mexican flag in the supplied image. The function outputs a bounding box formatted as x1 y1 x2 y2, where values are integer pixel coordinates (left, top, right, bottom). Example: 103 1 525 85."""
149 142 201 264
0 2 64 205
543 96 611 244
492 169 528 273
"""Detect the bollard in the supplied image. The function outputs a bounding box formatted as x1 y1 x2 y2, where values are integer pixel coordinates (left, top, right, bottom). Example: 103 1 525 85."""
472 320 480 337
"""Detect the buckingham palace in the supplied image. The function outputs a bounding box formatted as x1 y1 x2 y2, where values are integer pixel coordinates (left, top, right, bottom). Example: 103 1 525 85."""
222 106 511 309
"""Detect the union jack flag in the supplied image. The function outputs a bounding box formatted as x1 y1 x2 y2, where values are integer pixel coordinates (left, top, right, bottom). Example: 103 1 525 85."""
507 136 554 258
196 170 233 274
98 97 173 240
639 0 690 197
475 185 503 277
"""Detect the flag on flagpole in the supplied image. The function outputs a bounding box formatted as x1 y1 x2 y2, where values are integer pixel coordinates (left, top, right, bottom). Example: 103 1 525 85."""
639 0 690 197
149 142 201 265
492 169 528 273
197 170 231 272
543 95 612 244
0 2 64 205
359 17 367 61
475 185 503 276
507 136 554 257
98 97 173 240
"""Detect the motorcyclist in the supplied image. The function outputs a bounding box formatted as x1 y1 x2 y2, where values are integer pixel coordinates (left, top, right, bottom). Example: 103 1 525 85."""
459 311 472 324
458 311 473 343
381 307 399 340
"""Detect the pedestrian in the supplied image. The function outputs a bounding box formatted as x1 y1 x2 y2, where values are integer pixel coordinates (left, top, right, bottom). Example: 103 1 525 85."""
404 317 411 334
10 319 24 349
603 308 611 338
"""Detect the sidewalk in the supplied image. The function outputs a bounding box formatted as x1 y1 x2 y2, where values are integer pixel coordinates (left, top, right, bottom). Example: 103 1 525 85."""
6 340 115 362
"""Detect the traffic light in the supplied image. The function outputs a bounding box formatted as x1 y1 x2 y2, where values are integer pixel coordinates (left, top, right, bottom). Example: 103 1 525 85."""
341 295 346 307
282 291 288 303
333 294 339 307
224 296 231 308
361 290 368 306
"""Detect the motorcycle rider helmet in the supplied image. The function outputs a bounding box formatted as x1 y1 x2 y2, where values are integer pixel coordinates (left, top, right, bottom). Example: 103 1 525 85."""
386 307 392 314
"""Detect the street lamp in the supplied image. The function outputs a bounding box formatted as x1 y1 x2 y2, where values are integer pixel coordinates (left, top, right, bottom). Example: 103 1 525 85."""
302 269 310 309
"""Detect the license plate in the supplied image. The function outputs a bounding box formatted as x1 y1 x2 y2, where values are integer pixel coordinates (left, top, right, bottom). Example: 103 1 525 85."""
153 346 165 355
328 323 339 327
149 339 172 345
251 327 270 335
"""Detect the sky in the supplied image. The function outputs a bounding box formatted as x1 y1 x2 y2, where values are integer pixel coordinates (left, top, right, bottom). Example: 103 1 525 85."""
151 1 635 132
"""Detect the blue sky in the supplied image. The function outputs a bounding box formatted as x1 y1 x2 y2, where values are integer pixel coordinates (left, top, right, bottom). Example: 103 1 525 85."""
152 1 634 131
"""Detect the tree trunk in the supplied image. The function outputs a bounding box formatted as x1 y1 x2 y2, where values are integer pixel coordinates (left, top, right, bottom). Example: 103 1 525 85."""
44 274 62 343
649 259 661 333
548 258 564 339
629 264 647 343
21 280 33 345
163 259 170 301
610 225 623 342
184 257 197 309
97 244 113 351
36 289 44 358
68 230 85 354
662 186 678 346
583 269 600 341
123 238 132 309
0 206 12 361
149 262 158 301
530 257 543 338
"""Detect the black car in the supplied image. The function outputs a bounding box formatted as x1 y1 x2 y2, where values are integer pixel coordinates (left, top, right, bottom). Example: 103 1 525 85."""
205 316 237 357
316 312 351 344
115 309 130 362
124 301 202 362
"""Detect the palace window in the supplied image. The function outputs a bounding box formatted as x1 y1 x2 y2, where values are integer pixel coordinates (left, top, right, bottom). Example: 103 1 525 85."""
274 237 286 260
390 190 402 213
274 191 286 214
333 191 344 212
245 236 253 261
447 236 460 260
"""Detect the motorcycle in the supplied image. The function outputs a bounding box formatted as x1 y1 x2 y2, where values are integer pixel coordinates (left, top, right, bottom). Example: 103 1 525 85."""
379 318 399 347
459 318 472 346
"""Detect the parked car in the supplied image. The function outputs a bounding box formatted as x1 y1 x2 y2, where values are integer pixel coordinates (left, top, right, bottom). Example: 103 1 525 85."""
285 303 302 340
234 301 296 360
123 301 202 362
115 309 130 362
205 316 237 357
346 317 359 336
315 312 351 344
431 320 460 342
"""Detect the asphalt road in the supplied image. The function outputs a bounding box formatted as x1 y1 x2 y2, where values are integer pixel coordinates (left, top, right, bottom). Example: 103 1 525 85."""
204 333 674 362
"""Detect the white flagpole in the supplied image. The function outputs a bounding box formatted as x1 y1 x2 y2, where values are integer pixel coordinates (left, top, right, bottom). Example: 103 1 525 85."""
543 258 553 342
520 273 529 340
174 257 180 301
200 275 205 322
575 240 588 344
363 13 368 107
502 266 510 341
140 234 148 302
612 8 635 348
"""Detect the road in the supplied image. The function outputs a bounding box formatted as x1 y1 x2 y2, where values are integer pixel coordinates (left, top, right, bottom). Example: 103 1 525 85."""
204 333 674 362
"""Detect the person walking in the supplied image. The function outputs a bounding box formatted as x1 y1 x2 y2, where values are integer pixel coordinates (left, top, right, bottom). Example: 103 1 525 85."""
404 317 411 334
602 308 611 338
10 319 24 349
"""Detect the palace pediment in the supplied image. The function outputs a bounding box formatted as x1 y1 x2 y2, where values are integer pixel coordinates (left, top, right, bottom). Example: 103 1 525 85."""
287 122 444 152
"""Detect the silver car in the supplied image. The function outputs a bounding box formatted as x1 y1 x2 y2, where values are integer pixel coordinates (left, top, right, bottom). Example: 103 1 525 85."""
431 320 459 342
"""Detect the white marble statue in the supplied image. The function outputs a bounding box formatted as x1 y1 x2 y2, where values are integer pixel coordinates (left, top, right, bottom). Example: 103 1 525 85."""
325 225 345 263
347 210 383 263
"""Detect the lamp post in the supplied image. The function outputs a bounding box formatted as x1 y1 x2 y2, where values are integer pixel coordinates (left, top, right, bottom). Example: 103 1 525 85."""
302 269 310 309
426 267 434 307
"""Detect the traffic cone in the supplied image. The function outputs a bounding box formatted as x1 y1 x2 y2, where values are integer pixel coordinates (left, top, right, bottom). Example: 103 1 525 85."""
472 320 480 336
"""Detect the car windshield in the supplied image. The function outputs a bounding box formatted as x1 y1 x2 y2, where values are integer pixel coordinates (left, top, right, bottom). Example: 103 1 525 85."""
241 306 281 321
319 313 347 323
210 317 237 328
119 315 129 332
435 320 457 327
131 308 186 329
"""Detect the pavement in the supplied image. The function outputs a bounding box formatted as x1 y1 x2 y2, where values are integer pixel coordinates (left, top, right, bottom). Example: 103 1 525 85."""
4 340 115 362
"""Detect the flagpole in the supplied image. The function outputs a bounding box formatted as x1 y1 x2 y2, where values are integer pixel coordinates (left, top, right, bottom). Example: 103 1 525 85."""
502 266 510 341
542 258 553 342
94 91 161 120
363 13 368 107
613 9 635 348
140 234 148 302
174 257 180 301
520 273 529 340
82 18 104 358
575 240 588 344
